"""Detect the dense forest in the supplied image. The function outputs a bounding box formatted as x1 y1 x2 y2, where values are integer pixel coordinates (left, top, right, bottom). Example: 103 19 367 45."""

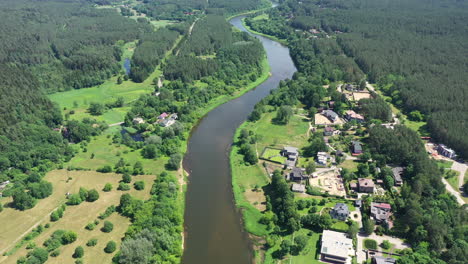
0 0 152 93
249 0 468 158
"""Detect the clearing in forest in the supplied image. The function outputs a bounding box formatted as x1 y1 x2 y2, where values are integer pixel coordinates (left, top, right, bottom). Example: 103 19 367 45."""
0 170 154 264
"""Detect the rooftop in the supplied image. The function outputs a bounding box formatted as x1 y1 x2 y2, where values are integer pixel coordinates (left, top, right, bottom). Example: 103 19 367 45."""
291 183 306 193
321 230 354 260
358 178 374 187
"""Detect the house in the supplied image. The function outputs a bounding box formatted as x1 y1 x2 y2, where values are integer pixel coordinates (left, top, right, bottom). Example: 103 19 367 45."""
437 144 456 159
324 126 335 136
158 112 168 119
327 101 335 109
322 110 339 122
358 178 374 193
371 202 392 225
132 117 145 125
330 203 350 221
281 146 299 168
351 141 363 155
349 182 357 191
344 84 356 91
291 183 306 193
317 152 329 166
160 113 178 127
320 230 355 264
372 257 396 264
391 167 404 186
288 167 308 182
345 110 365 123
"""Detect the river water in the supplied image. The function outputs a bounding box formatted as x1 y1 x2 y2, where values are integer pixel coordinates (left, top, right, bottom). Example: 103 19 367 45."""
181 15 297 264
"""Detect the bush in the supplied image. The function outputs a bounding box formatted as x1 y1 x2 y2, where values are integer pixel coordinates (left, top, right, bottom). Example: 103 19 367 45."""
381 240 392 250
85 222 95 230
166 153 182 170
75 260 83 264
103 183 112 192
86 238 98 247
50 211 60 222
50 249 60 257
67 194 83 206
104 241 116 253
98 205 116 220
117 182 130 191
134 181 145 190
364 239 378 250
61 231 77 244
86 189 99 202
97 165 112 173
73 246 84 258
122 174 132 183
101 221 114 233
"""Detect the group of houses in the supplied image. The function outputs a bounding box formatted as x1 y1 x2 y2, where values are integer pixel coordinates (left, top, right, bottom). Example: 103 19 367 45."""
280 146 311 193
132 112 178 128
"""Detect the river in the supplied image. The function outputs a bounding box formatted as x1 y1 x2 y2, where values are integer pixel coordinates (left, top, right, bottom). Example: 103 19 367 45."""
181 14 297 264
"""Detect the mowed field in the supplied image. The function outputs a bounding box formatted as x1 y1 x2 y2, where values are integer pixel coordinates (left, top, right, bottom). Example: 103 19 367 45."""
0 170 155 264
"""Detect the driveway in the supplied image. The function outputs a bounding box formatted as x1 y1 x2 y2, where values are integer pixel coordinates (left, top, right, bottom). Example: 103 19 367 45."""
356 232 410 263
451 161 467 188
442 178 465 205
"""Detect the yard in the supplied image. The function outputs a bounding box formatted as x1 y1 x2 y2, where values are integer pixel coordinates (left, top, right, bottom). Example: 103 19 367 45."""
0 170 155 264
261 147 286 164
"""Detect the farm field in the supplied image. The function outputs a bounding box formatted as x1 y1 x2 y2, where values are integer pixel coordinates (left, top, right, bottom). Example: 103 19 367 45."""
0 170 155 263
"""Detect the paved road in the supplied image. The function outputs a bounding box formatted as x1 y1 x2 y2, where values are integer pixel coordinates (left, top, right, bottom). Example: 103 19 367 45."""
442 178 465 205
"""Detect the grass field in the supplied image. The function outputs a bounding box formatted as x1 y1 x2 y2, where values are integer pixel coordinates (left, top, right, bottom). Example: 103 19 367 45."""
66 131 170 176
0 170 155 263
261 147 285 164
252 13 269 20
340 159 359 172
150 20 177 28
436 160 453 169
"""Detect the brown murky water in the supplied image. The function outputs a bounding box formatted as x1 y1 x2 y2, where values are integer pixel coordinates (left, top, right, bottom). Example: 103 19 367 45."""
181 15 296 264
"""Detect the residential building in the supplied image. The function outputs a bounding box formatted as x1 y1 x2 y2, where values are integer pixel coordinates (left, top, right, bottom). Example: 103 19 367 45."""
371 202 392 225
281 146 299 168
324 126 335 136
132 117 145 125
355 200 362 208
291 183 306 193
372 257 396 264
391 167 404 186
317 152 329 166
158 112 168 119
437 144 456 159
330 203 350 221
322 110 339 122
358 178 374 193
351 141 363 155
345 110 365 123
344 84 356 91
327 101 335 109
288 167 308 181
320 230 355 264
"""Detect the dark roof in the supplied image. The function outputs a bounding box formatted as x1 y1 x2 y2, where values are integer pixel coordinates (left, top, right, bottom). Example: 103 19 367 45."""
324 126 334 132
323 110 338 119
352 141 362 152
392 167 404 182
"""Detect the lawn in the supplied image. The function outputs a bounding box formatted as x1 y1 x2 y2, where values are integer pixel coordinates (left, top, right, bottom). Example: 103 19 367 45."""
340 159 359 172
66 132 169 176
446 171 461 191
330 221 349 232
261 147 285 164
0 170 155 263
263 229 322 264
436 160 453 169
150 19 178 29
231 123 270 237
252 13 269 20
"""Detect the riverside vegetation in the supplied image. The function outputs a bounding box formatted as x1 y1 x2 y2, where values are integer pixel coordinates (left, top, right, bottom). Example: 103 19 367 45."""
231 1 467 264
0 0 270 263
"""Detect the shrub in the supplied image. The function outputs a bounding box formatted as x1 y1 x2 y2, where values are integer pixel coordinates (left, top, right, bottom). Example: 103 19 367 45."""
104 241 116 253
86 189 99 202
134 181 145 190
44 223 50 228
381 240 392 250
61 231 77 244
26 242 36 249
117 182 130 191
73 246 84 258
51 249 60 257
97 165 112 173
50 211 60 222
103 183 112 192
122 174 132 183
86 238 98 247
85 223 95 231
101 221 114 233
364 239 378 250
75 260 83 264
98 205 116 220
67 194 83 206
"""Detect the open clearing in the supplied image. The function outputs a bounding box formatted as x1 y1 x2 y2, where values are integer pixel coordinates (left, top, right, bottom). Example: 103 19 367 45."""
0 170 154 264
314 113 345 126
